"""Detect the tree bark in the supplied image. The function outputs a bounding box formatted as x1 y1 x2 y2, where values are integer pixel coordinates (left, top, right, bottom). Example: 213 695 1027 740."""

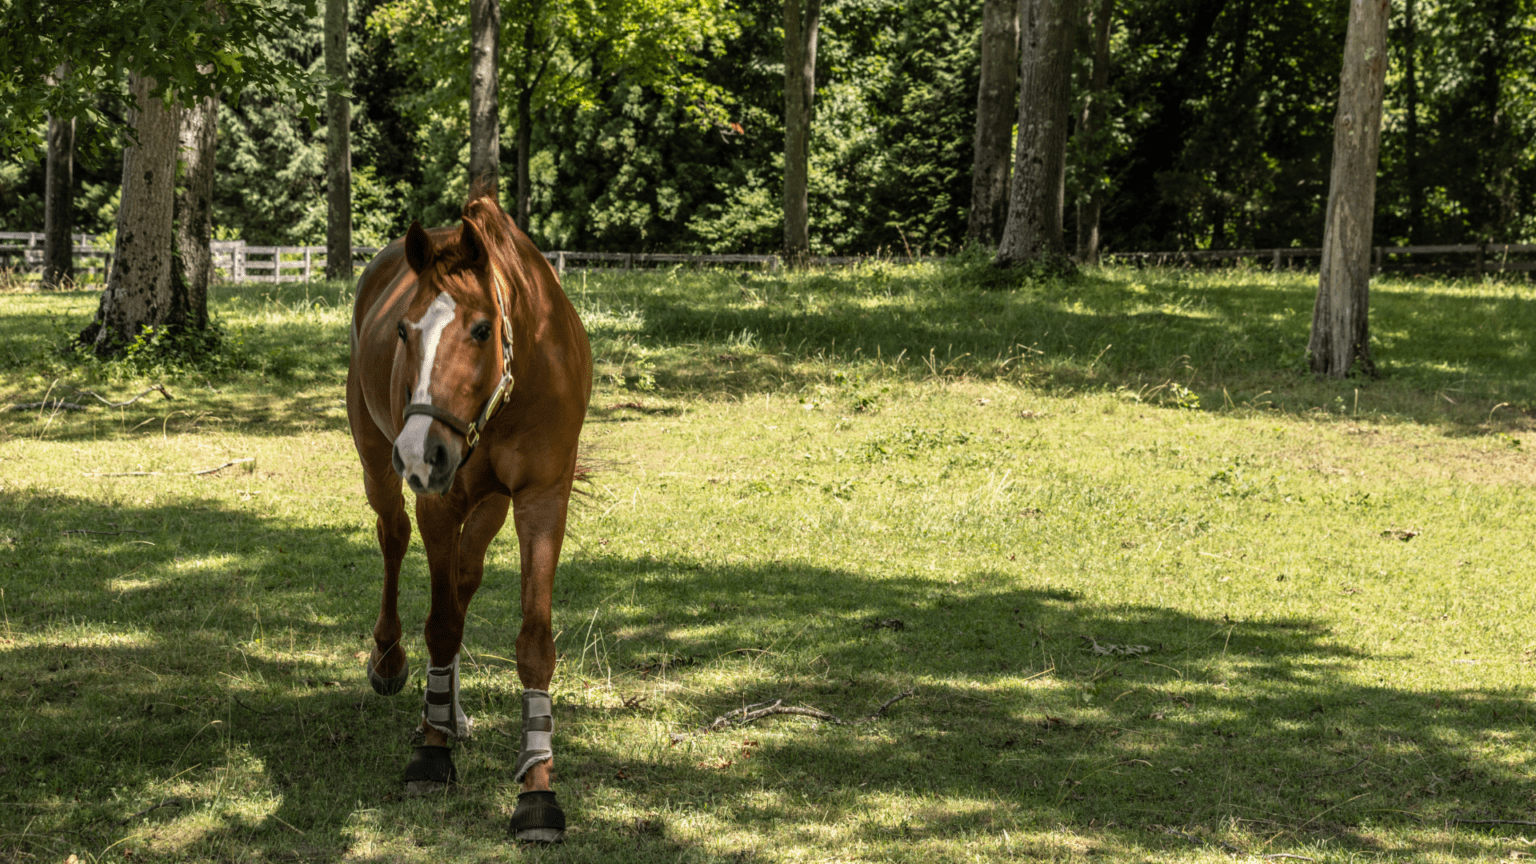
469 0 500 201
176 92 216 330
1402 0 1420 244
514 20 534 231
996 0 1079 268
967 0 1020 248
1075 0 1111 263
325 0 353 281
43 77 75 288
84 74 186 356
1309 0 1389 380
783 0 822 264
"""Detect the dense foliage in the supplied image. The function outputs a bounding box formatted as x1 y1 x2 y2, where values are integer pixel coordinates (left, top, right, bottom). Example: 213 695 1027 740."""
3 0 1534 253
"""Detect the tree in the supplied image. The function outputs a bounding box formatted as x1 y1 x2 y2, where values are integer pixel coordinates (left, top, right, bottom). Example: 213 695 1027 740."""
80 75 190 356
1308 0 1389 380
0 0 323 158
468 0 499 199
42 64 74 289
327 0 354 281
1074 0 1112 264
176 91 217 331
783 0 823 262
369 0 736 232
995 0 1079 268
1401 0 1421 243
967 0 1020 248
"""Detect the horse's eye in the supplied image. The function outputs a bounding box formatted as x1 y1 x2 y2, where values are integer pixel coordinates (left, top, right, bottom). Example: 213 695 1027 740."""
397 322 408 342
471 322 492 343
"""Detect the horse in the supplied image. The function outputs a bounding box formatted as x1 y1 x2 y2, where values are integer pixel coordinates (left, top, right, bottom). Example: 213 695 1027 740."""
346 194 591 843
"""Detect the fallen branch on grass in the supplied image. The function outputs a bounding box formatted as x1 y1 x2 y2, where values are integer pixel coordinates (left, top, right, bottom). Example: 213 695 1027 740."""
77 384 174 408
8 384 172 412
62 528 148 537
117 798 184 826
702 688 917 731
703 699 840 731
1450 818 1536 827
865 687 916 721
192 458 253 476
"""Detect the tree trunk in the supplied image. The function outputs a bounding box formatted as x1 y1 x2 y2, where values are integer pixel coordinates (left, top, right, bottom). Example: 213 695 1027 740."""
177 92 216 330
84 74 186 356
967 0 1020 248
1309 0 1389 380
1402 0 1420 244
469 0 499 201
996 0 1079 268
1075 0 1111 264
514 21 533 231
43 63 74 289
325 0 353 281
1117 0 1228 248
783 0 822 264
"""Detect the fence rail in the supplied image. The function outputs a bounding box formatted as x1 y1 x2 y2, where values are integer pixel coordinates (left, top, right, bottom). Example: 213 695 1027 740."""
7 230 1533 283
0 234 907 282
1106 243 1536 275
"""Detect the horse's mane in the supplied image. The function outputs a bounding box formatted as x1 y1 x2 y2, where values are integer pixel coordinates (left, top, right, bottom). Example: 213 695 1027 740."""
433 194 532 297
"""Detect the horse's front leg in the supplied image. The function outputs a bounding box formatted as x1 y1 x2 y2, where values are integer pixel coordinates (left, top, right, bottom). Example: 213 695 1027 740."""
506 485 572 843
402 497 473 795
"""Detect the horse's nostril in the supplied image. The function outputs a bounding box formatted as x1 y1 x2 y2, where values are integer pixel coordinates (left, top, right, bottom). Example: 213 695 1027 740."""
392 446 406 477
427 442 446 468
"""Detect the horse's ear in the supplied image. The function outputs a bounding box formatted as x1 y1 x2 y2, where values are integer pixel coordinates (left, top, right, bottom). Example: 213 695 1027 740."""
405 221 433 274
460 216 487 267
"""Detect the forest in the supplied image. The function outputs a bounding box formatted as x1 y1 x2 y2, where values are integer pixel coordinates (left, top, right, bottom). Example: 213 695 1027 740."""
3 0 1535 258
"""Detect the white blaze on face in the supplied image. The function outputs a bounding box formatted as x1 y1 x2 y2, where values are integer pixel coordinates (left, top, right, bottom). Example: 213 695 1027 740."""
396 292 458 488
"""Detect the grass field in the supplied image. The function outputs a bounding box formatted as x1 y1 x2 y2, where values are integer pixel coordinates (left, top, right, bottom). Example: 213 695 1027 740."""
2 262 1535 863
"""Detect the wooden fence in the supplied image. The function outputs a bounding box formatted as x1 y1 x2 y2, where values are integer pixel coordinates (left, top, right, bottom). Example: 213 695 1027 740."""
0 234 902 281
1106 243 1536 275
7 230 1533 282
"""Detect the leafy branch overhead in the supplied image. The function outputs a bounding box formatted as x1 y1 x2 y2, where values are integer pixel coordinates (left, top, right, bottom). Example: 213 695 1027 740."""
368 0 740 130
0 0 331 159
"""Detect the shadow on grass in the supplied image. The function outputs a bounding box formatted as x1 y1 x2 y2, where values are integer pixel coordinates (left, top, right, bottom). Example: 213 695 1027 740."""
584 265 1536 429
7 269 1536 442
2 490 1530 861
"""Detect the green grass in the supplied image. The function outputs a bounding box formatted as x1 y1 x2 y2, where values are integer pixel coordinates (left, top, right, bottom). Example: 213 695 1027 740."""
2 263 1536 863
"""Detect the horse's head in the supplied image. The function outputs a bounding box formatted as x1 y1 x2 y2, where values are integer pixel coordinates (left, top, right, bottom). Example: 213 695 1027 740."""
391 204 516 495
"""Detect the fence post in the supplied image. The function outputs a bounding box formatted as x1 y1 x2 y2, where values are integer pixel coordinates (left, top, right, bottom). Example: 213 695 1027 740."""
1372 247 1382 276
304 248 312 281
235 240 246 282
1272 250 1281 272
556 251 566 275
1476 242 1485 277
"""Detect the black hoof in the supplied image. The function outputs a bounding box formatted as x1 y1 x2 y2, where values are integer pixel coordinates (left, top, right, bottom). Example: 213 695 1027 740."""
403 745 456 795
367 651 409 696
509 790 566 843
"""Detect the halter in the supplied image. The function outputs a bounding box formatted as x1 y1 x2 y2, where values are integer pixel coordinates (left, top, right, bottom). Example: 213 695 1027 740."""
401 255 516 458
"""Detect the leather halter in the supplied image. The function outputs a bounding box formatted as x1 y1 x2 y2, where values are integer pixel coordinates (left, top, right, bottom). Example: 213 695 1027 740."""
401 255 516 459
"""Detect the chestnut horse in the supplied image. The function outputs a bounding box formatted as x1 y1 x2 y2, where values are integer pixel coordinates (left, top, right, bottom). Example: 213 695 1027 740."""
346 195 591 842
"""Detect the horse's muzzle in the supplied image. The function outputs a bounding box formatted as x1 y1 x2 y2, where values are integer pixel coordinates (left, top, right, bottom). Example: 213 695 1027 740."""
393 418 462 495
